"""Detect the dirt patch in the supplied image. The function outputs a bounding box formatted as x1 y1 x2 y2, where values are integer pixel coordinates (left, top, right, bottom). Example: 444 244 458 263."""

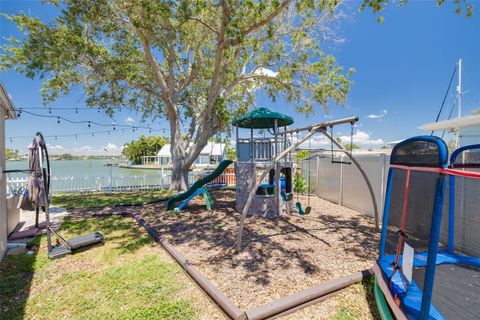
140 189 380 318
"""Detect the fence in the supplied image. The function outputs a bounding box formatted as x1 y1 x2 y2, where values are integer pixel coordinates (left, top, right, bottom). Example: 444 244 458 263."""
7 172 236 194
300 152 390 219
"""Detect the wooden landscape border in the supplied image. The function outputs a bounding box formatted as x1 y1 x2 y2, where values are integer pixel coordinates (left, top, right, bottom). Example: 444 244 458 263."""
100 208 374 320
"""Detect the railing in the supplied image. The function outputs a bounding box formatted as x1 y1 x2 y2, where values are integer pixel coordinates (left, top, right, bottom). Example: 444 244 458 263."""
7 172 235 194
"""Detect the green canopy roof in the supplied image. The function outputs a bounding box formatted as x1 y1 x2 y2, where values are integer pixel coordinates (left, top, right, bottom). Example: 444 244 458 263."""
231 107 294 129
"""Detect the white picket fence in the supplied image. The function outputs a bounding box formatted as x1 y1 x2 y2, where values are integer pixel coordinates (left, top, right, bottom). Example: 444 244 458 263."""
7 172 236 194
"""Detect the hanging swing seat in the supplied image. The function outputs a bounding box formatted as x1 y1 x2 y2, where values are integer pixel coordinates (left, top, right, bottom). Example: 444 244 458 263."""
295 202 311 215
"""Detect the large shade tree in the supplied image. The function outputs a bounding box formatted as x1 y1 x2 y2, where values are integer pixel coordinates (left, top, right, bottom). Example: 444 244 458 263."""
1 1 473 190
2 0 356 190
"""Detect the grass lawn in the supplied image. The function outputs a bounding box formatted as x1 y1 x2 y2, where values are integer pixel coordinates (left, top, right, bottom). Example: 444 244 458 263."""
51 189 174 208
0 213 224 320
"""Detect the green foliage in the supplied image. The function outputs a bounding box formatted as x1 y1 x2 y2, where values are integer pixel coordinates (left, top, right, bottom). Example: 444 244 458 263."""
360 0 474 18
5 148 21 160
57 153 74 160
343 143 361 151
295 150 310 161
226 146 236 160
122 135 168 165
293 173 306 193
1 1 353 151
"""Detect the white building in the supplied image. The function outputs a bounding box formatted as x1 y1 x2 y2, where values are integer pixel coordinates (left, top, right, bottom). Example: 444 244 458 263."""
419 114 480 147
1 82 17 260
142 142 227 168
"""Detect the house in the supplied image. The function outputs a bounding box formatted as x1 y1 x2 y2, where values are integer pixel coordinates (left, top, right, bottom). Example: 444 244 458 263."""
419 114 480 147
0 82 17 261
142 142 227 168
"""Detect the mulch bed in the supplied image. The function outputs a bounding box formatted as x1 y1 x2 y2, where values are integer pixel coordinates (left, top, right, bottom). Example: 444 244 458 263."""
139 189 380 314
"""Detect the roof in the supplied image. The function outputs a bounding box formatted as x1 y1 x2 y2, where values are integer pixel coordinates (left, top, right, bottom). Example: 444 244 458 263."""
0 82 16 120
157 143 226 157
419 115 480 132
157 144 172 157
231 107 293 129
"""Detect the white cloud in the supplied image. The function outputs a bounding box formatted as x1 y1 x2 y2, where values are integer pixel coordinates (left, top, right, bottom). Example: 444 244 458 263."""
294 130 384 148
47 144 64 151
104 143 118 150
366 109 387 120
124 116 134 124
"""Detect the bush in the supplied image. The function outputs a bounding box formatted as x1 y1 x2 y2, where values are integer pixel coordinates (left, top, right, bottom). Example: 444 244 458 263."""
293 173 306 193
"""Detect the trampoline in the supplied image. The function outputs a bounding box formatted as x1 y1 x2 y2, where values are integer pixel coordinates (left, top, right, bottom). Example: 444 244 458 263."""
374 136 480 320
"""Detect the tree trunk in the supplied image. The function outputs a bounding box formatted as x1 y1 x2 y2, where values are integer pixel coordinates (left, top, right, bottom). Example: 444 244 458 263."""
170 157 190 191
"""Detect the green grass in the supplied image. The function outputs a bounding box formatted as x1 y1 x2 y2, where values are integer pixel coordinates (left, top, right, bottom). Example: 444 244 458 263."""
51 190 174 208
0 215 198 320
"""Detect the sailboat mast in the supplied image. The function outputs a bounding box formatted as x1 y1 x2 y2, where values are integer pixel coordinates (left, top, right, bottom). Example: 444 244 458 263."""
456 58 463 147
457 58 462 118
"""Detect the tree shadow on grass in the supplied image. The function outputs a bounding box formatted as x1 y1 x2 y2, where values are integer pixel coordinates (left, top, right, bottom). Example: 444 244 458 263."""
0 238 42 320
361 275 381 320
0 212 158 320
61 214 154 255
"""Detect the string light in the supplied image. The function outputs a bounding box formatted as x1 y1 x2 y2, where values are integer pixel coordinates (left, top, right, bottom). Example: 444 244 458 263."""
16 108 163 131
49 108 52 114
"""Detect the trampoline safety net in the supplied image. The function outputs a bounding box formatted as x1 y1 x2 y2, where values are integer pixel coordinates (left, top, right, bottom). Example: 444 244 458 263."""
378 136 480 320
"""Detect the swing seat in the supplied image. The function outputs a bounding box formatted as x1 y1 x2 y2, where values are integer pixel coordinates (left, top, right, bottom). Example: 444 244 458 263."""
331 160 352 165
295 202 311 215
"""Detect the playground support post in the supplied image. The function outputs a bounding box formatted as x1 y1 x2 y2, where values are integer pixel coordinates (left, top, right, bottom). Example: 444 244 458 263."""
322 130 380 230
235 116 360 251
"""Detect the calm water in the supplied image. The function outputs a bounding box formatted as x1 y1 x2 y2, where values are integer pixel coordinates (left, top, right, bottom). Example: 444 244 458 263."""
6 159 168 179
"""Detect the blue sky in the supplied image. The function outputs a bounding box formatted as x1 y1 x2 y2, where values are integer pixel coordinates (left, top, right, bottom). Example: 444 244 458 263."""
1 1 479 155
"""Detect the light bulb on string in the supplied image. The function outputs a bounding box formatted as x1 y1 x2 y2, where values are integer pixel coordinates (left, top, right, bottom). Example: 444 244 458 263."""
92 133 94 137
88 121 91 128
75 108 78 114
75 134 78 139
9 137 13 143
57 117 60 124
49 108 52 114
113 125 116 131
149 128 152 133
55 136 57 140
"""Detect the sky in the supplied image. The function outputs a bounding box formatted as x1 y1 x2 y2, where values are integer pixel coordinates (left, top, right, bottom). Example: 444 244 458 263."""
1 1 479 155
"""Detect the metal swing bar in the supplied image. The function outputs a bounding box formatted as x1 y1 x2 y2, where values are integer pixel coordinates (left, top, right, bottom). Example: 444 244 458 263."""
322 130 380 230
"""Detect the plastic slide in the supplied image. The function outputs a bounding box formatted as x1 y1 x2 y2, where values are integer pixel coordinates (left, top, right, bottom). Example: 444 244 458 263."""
167 160 233 210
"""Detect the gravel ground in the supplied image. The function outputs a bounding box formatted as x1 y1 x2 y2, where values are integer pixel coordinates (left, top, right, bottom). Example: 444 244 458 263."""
140 189 380 319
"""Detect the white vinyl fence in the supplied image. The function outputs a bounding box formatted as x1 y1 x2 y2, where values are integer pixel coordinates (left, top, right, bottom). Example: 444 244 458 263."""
301 152 390 219
7 172 235 194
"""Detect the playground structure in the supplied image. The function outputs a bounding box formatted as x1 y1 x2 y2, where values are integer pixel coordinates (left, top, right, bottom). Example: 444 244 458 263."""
374 136 480 319
232 108 380 251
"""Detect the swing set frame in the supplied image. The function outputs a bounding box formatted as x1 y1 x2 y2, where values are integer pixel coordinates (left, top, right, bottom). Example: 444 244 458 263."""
236 116 380 251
